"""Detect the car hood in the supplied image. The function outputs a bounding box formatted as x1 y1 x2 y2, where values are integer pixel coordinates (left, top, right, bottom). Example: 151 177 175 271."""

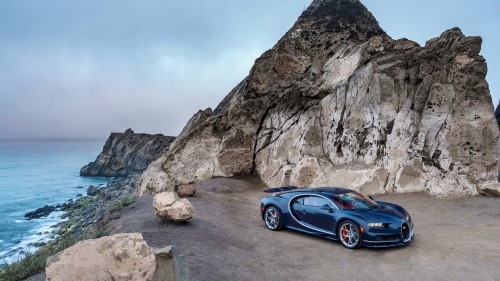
346 203 408 221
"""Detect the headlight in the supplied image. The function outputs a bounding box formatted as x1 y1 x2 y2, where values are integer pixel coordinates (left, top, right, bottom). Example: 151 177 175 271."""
368 223 384 228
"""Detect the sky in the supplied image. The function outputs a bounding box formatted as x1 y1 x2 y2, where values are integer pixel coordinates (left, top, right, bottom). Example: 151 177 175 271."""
0 0 498 138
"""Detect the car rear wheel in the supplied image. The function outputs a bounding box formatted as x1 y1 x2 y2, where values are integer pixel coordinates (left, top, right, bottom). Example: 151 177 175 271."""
264 206 282 231
338 221 362 249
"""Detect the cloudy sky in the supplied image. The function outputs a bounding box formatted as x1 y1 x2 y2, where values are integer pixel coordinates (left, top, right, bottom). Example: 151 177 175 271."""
0 0 498 138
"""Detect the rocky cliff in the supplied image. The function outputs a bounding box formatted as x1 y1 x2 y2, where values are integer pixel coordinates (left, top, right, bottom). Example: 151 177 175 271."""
81 129 175 177
138 0 498 198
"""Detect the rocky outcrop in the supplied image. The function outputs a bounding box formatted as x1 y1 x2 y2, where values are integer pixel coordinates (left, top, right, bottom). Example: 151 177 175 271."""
153 192 195 221
86 185 99 196
24 205 56 220
81 129 175 177
45 233 182 281
138 0 498 198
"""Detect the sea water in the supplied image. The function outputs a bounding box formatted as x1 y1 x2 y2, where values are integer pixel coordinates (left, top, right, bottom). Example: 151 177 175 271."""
0 139 110 265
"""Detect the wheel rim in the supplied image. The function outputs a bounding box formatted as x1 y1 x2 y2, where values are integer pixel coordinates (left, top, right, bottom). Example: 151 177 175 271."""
265 208 279 229
340 222 359 247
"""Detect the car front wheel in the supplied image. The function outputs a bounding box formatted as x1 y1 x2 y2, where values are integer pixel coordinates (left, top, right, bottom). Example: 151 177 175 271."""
338 221 362 249
264 206 282 231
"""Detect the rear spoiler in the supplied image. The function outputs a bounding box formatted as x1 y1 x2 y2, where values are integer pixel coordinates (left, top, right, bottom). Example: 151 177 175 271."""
263 186 297 193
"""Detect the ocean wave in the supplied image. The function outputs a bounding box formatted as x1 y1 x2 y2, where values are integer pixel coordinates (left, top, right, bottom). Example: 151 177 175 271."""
0 212 66 264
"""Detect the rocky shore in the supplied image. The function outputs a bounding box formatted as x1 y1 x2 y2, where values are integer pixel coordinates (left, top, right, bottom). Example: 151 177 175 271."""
51 175 138 238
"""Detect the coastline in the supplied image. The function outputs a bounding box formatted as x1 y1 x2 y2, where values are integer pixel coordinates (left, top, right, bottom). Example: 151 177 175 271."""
0 138 111 268
0 176 138 279
0 130 175 271
0 181 111 267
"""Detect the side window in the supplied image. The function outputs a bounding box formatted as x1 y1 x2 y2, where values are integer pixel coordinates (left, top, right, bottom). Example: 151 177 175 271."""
315 197 331 208
303 196 315 206
303 196 332 207
293 197 303 205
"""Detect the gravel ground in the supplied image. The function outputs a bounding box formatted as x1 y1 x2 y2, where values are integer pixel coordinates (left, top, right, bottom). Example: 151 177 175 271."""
108 176 500 281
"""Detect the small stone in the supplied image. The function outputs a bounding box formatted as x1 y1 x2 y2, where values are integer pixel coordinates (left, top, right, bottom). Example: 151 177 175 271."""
176 182 196 197
478 182 500 197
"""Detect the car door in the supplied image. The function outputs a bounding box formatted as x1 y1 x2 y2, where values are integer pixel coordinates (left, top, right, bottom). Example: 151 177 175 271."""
303 196 336 233
290 197 305 221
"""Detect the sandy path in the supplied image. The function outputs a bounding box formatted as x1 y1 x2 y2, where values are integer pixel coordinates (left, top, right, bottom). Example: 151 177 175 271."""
109 176 500 281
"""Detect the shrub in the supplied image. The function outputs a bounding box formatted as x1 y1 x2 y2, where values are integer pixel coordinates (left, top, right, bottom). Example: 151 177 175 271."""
108 195 138 213
120 195 138 207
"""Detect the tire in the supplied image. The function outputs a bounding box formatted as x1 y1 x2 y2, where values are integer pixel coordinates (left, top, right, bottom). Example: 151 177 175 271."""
338 221 362 249
264 206 282 231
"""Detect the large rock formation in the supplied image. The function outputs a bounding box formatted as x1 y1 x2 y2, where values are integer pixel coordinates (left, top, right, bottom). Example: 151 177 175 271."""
138 0 498 198
45 233 179 281
81 129 175 177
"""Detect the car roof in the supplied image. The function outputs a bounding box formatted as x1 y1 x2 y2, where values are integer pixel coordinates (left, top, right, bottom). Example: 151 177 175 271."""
288 187 354 196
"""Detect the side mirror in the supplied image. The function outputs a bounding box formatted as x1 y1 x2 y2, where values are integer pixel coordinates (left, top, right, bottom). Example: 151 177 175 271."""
368 195 375 200
320 204 334 213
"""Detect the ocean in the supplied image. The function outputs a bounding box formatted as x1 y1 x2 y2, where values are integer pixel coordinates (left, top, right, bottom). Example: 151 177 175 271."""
0 139 110 265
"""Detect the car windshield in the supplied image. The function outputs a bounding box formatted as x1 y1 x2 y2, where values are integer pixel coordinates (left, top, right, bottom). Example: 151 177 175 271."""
332 192 380 210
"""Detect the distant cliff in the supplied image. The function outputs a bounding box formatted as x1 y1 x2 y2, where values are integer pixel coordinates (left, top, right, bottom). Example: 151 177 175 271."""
81 129 175 177
138 0 499 198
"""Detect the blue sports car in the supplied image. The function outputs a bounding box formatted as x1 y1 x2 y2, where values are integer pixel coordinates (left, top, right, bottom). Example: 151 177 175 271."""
260 187 414 249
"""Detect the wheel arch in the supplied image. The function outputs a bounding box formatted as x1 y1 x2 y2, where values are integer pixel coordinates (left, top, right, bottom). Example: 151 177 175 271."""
262 203 281 220
334 217 363 235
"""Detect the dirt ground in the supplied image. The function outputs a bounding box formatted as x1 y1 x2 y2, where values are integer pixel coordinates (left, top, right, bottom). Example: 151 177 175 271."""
105 176 500 281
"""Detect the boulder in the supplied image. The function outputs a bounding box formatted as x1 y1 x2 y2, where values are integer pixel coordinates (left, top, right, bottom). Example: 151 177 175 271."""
138 0 499 198
45 233 178 281
153 192 194 221
87 185 99 196
478 182 500 197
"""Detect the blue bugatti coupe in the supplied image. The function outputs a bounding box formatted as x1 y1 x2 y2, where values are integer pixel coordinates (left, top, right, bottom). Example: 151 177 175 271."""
260 187 414 249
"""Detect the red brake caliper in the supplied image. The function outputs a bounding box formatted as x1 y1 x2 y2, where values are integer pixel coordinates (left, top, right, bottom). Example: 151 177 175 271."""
342 226 348 242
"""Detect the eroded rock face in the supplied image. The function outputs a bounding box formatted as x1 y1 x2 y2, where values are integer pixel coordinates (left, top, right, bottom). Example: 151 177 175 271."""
81 130 175 177
153 192 195 221
46 233 175 281
138 0 498 198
